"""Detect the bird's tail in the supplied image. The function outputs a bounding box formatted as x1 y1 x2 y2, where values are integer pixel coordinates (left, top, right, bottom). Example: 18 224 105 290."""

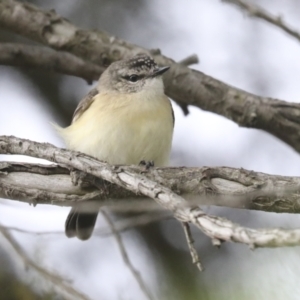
65 207 98 240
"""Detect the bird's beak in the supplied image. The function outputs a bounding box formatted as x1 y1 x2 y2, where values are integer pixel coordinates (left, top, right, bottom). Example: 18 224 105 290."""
151 66 170 77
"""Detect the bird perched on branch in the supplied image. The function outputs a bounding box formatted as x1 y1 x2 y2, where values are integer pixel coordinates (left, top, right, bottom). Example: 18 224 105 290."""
56 54 174 240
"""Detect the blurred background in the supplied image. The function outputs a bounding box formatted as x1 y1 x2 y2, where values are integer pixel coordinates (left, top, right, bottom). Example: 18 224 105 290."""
1 0 300 299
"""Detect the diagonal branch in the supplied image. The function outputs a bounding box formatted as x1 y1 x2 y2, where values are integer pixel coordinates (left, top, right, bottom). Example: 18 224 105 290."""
0 43 104 83
1 159 300 214
2 136 300 252
222 0 300 43
1 0 300 152
0 212 171 237
0 225 90 300
101 210 154 300
181 222 203 271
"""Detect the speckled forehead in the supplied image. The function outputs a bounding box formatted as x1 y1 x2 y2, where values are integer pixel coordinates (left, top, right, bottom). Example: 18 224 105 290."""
127 56 157 71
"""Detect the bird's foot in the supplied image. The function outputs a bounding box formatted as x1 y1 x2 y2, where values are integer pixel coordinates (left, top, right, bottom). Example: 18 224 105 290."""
139 160 154 172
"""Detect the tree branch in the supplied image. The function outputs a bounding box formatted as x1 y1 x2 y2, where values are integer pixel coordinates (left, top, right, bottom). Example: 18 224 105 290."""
2 136 300 252
1 0 300 152
101 210 154 300
222 0 300 43
181 222 203 271
178 54 199 66
0 43 104 83
0 212 171 237
1 157 300 214
0 225 90 300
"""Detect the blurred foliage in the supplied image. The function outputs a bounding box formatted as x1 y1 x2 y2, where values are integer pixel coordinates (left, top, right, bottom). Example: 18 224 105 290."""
0 247 58 300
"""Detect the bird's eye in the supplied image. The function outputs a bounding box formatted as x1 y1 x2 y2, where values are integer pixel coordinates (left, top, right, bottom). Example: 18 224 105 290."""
128 74 139 82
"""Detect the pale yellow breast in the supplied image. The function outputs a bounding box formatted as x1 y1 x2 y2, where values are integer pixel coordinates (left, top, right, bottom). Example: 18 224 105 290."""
58 91 173 166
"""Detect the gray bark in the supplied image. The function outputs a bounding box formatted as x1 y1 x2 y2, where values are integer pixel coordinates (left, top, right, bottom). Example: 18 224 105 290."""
1 135 300 249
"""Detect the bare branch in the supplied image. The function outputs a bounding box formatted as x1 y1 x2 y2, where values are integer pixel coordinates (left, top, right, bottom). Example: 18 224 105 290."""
179 54 199 66
1 158 300 214
0 225 90 300
0 224 63 235
0 212 171 237
186 210 300 248
101 210 154 300
2 0 300 152
0 43 104 83
181 222 203 271
2 136 300 250
96 212 172 237
223 0 300 43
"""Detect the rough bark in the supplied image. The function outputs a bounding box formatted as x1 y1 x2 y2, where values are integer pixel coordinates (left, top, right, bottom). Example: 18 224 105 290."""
0 43 104 83
2 136 300 249
1 160 300 214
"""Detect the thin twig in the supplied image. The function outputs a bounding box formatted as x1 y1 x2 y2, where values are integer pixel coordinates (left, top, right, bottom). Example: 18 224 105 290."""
0 224 64 235
181 222 203 271
222 0 300 43
101 210 155 300
179 54 199 66
0 212 171 237
96 211 171 236
0 225 90 300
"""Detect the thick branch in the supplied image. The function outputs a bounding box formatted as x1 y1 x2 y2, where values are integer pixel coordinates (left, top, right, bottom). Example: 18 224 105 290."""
1 160 300 214
0 43 104 83
223 0 300 43
1 0 300 152
2 136 300 249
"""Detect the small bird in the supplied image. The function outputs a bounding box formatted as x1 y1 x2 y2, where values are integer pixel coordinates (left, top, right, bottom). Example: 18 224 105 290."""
56 54 174 240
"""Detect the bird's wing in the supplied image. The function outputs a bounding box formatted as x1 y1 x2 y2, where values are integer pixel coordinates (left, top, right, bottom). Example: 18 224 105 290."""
72 87 99 123
72 87 175 126
171 104 175 127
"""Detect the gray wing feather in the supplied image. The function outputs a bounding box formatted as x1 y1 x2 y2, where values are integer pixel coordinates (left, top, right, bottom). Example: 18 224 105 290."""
72 88 99 123
171 104 175 127
72 87 175 127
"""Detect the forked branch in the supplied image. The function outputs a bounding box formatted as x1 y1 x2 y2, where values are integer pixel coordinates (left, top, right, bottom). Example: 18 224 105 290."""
1 135 300 253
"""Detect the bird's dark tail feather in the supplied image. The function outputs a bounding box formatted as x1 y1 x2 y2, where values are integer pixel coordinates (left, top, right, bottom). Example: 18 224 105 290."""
65 207 98 240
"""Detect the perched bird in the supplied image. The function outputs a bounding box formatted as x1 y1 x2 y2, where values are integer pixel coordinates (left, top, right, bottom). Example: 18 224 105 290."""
56 54 174 240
